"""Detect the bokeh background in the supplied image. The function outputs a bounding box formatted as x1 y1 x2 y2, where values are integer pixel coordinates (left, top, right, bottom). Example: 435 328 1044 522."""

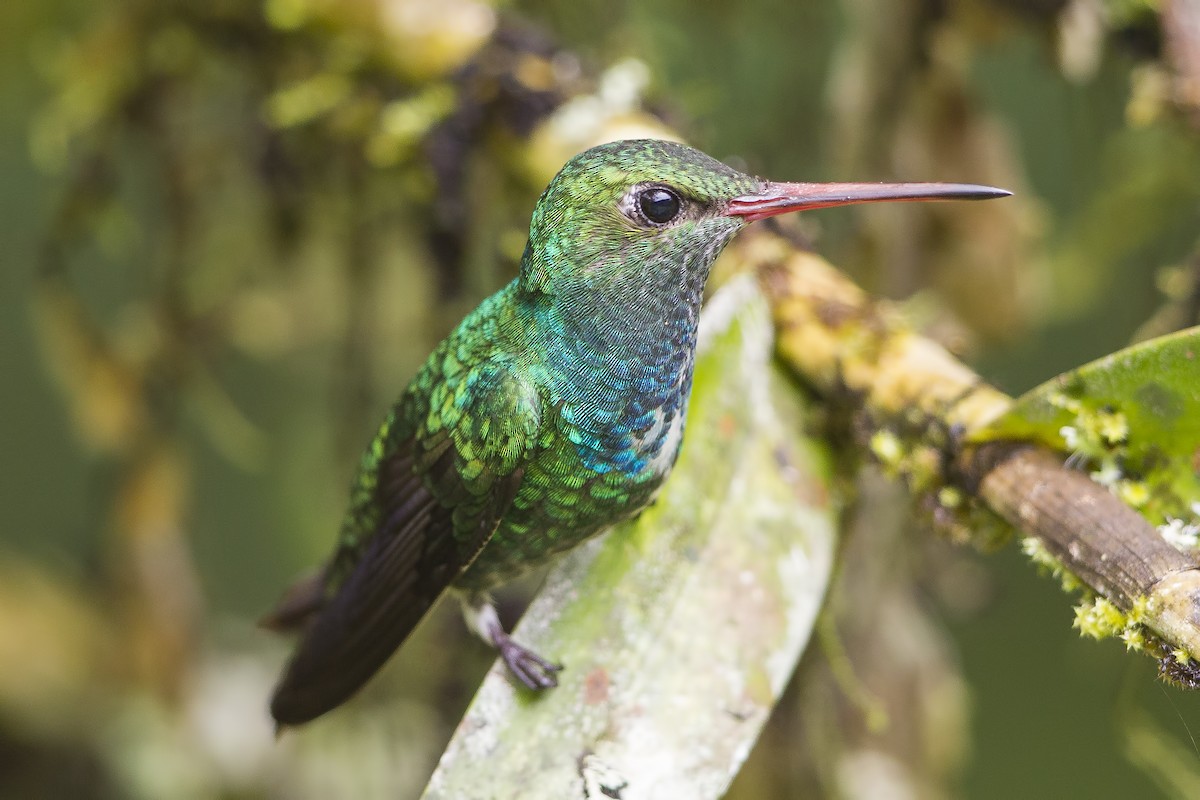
3 0 1200 797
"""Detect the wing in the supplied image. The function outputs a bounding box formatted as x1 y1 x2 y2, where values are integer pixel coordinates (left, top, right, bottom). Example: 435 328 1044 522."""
268 355 541 726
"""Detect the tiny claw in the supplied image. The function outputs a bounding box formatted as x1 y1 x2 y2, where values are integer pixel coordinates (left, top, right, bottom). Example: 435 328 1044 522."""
500 639 562 690
487 619 562 690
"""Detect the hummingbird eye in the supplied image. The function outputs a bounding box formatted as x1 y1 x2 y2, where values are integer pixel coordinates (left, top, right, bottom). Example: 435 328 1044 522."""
636 186 683 225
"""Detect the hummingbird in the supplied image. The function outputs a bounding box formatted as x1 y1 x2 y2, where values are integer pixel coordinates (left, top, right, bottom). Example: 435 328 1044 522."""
264 138 1009 726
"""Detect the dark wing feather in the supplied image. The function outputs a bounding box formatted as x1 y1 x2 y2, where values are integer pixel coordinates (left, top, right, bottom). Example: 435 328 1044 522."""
268 357 539 727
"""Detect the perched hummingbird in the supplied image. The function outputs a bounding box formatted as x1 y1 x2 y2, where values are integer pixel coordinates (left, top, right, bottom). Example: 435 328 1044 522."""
265 139 1009 726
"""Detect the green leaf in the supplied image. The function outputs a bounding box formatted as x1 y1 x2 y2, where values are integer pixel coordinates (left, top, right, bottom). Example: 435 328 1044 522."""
973 326 1200 530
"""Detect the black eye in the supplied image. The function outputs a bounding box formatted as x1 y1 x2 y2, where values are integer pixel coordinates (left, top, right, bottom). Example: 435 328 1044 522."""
637 187 682 225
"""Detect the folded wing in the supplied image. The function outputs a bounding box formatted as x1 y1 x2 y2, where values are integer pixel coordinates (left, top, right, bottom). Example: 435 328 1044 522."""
267 356 541 726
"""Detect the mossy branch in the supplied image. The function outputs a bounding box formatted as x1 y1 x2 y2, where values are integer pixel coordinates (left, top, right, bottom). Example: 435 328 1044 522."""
749 231 1200 675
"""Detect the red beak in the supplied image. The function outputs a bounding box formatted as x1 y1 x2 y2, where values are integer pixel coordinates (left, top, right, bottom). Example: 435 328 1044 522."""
725 181 1011 222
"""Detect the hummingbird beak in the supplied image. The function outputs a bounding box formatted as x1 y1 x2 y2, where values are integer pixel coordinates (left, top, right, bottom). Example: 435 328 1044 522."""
725 181 1012 223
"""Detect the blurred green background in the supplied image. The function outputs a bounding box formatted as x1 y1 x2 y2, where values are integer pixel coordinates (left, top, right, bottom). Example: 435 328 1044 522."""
3 0 1200 797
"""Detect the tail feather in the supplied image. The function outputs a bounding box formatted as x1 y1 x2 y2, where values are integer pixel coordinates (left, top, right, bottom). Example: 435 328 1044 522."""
268 499 441 726
259 569 327 633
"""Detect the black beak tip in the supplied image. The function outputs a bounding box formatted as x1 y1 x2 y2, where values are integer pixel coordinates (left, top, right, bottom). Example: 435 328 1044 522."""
967 185 1013 200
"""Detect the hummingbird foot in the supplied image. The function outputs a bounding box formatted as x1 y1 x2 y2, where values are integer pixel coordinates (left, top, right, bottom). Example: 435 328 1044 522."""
489 621 562 690
462 594 562 690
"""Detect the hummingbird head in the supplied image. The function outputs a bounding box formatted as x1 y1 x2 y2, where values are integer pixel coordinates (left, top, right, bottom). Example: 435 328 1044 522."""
520 139 1010 301
520 139 758 298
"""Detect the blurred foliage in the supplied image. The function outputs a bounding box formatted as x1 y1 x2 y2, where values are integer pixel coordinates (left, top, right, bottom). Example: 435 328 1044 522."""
3 0 1200 797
